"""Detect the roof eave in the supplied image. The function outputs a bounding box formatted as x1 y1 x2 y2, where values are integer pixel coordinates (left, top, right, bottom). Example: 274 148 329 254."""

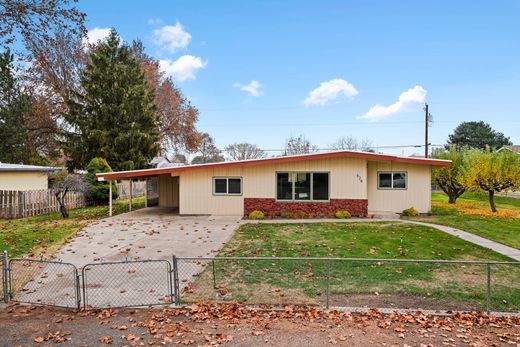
96 151 452 181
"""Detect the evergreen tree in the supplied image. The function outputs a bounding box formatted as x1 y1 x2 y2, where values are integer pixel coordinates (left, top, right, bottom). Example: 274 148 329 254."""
447 121 511 150
0 49 31 163
85 157 118 204
63 29 160 171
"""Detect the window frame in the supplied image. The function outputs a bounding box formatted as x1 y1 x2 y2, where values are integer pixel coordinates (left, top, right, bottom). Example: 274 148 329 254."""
377 171 408 190
275 171 330 202
212 176 243 196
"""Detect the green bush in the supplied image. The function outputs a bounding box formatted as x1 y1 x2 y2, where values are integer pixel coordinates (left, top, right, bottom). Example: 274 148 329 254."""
401 207 420 216
85 157 118 204
335 210 352 219
248 210 265 220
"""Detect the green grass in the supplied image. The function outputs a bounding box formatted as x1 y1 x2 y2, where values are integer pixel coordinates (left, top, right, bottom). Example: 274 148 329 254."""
184 222 520 312
406 192 520 249
0 196 145 258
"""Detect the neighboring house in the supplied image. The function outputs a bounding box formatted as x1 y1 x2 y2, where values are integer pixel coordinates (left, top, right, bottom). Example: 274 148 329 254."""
0 163 59 191
97 150 451 216
497 145 520 154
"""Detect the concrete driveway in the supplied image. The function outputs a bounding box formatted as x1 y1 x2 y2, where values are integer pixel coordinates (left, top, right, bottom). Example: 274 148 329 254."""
11 208 242 308
56 207 242 267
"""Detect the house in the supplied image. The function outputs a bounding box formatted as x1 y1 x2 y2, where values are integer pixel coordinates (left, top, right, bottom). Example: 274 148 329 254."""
497 145 520 154
96 150 451 217
0 163 59 191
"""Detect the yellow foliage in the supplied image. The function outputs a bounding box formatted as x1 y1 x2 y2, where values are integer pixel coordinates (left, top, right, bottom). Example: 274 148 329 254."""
433 201 520 219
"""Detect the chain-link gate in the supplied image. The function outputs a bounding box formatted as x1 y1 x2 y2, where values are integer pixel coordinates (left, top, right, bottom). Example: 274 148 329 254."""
8 259 80 308
82 260 173 308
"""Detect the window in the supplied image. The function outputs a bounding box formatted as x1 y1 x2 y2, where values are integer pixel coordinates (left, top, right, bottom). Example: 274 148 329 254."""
276 172 329 201
213 177 242 195
378 172 407 189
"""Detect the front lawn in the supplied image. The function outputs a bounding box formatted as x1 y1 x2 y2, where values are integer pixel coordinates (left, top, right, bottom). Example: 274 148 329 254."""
0 197 145 258
405 192 520 249
183 222 520 312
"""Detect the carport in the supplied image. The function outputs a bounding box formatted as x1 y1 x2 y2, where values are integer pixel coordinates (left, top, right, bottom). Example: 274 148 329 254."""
97 167 180 217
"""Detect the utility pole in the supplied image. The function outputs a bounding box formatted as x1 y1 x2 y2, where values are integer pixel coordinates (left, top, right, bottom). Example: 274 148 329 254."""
424 103 429 158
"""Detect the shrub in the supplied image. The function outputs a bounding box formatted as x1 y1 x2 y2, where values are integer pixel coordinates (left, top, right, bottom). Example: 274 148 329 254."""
280 209 288 218
248 210 265 220
288 212 300 219
401 207 420 216
85 157 119 204
335 210 351 219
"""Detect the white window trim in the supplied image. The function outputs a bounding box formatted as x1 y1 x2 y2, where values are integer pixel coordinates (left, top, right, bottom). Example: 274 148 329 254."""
275 171 330 202
377 171 408 190
212 176 243 196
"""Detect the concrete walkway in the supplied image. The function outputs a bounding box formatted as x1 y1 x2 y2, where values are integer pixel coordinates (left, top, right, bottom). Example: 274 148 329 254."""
246 218 520 261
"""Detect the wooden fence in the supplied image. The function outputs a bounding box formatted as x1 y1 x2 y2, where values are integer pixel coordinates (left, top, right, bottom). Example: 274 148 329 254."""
0 189 87 219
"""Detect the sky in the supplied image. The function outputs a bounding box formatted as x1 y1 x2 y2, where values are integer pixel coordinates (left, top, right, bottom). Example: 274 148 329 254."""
79 0 520 156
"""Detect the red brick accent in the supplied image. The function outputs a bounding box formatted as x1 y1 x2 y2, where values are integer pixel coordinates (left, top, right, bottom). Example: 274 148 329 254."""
244 198 368 218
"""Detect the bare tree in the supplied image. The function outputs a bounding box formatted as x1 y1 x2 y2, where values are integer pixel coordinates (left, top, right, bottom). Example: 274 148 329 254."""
330 136 358 150
359 138 374 152
191 133 224 164
284 134 318 155
0 0 86 54
52 173 91 218
225 142 266 161
330 136 373 152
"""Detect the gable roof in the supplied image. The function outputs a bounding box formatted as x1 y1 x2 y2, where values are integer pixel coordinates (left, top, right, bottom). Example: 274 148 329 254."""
0 163 60 172
96 150 451 181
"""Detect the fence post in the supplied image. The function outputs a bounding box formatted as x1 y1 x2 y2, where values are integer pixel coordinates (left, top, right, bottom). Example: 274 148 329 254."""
75 268 81 310
326 259 330 309
212 260 217 289
172 256 180 306
486 263 491 314
3 251 9 304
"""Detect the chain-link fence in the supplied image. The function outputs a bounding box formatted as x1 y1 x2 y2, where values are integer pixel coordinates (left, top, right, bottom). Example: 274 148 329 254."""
175 257 520 313
0 252 519 313
1 255 5 303
8 258 79 308
82 260 172 308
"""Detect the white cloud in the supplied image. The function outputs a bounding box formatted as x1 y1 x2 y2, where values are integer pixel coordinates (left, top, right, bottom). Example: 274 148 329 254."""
86 27 111 45
159 55 207 82
304 79 358 106
358 85 427 122
233 80 264 97
152 21 191 52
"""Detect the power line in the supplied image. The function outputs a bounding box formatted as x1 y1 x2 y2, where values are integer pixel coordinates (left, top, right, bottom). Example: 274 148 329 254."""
219 144 445 153
198 119 520 128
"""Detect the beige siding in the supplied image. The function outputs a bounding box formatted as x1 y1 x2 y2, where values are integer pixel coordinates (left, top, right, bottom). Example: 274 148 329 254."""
158 174 179 208
179 167 245 215
0 171 49 191
367 161 432 213
178 157 368 215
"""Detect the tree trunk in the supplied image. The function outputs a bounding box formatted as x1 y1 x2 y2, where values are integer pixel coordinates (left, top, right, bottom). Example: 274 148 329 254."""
488 190 497 213
55 188 69 218
445 187 465 204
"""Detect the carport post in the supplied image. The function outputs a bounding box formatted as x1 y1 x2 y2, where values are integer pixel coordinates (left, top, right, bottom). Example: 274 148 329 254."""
108 180 113 217
144 178 148 208
129 179 133 212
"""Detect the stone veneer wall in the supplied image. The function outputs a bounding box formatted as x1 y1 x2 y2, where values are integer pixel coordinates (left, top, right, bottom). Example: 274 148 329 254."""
244 198 368 217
